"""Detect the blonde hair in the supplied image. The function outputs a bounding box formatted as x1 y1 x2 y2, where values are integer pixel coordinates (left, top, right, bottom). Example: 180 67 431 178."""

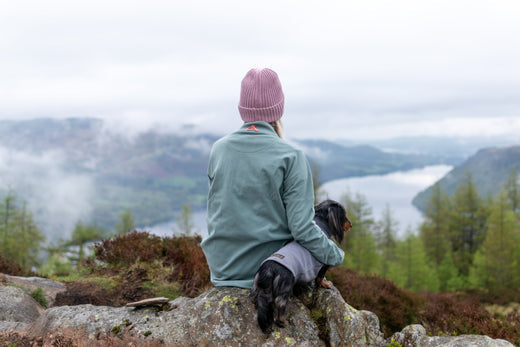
270 120 284 138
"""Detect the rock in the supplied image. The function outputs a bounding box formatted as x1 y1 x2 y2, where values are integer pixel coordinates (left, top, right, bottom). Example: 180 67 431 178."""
3 274 66 307
0 286 44 323
24 285 384 346
307 284 385 346
0 277 516 346
390 324 514 347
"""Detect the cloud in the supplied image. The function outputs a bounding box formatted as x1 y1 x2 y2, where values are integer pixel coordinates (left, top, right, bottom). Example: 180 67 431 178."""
0 147 94 242
1 0 519 141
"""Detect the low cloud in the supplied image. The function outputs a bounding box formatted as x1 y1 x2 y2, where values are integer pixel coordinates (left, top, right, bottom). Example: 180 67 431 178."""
0 147 94 242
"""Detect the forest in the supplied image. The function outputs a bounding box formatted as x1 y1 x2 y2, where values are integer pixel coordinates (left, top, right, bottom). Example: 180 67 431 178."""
1 167 520 345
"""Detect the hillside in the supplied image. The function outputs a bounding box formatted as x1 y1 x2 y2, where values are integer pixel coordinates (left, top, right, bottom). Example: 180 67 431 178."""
0 118 459 241
412 145 520 211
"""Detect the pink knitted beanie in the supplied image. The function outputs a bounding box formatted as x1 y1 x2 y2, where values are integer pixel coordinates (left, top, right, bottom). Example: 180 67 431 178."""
238 68 285 122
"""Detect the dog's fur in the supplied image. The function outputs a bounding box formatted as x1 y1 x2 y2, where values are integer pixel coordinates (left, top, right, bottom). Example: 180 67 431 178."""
251 199 351 333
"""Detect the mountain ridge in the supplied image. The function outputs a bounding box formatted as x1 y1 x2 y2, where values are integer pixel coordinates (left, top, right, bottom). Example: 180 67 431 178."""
0 117 461 241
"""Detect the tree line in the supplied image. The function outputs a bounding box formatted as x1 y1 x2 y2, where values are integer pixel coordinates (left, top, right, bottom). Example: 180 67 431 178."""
338 168 520 292
2 167 519 294
0 186 197 276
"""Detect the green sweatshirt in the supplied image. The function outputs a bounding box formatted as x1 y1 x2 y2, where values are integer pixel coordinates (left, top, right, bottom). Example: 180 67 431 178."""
201 121 344 288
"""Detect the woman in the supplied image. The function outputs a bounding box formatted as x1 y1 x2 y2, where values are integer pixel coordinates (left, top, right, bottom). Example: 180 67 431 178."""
201 68 344 289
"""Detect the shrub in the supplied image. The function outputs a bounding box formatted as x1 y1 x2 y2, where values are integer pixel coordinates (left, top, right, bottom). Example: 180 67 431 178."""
328 267 420 337
30 287 48 308
162 235 211 297
93 231 163 265
0 252 23 276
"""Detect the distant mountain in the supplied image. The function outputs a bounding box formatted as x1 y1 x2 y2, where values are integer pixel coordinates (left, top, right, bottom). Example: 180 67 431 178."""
361 135 519 158
412 145 520 212
294 139 461 182
0 118 462 241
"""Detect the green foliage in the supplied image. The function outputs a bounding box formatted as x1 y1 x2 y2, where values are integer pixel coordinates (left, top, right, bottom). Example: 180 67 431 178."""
38 253 74 277
468 190 519 289
340 190 380 273
389 229 439 292
448 171 488 276
30 287 48 308
504 167 520 213
115 209 135 235
375 204 398 277
173 203 198 236
0 191 45 272
65 220 106 263
419 182 452 268
386 338 403 347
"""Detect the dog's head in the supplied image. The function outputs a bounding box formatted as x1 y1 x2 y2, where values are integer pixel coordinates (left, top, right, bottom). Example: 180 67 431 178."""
314 199 352 244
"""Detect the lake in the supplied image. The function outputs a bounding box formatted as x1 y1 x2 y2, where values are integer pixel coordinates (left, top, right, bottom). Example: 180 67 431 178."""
148 165 453 238
321 165 453 237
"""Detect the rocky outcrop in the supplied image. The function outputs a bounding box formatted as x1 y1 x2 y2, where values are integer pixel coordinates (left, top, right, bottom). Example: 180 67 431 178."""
0 286 44 323
2 274 66 307
0 276 515 346
391 325 514 347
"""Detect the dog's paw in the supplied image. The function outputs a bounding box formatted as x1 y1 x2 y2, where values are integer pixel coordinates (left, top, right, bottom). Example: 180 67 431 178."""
275 318 287 328
319 279 332 289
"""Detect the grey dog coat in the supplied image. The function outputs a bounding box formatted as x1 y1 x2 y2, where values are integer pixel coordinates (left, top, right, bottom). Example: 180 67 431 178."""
261 217 331 283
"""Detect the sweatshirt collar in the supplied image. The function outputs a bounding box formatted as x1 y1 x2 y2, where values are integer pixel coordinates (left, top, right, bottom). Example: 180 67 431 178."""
239 121 278 136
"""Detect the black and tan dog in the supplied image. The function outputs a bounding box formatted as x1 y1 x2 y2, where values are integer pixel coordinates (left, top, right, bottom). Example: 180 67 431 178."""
251 199 351 332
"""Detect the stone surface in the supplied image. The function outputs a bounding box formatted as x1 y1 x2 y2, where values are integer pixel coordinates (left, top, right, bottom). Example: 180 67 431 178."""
390 324 514 347
0 276 516 346
0 286 44 323
4 274 66 307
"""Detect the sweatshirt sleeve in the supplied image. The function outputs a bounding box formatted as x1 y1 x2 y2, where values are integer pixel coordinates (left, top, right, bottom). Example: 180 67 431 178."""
283 150 345 266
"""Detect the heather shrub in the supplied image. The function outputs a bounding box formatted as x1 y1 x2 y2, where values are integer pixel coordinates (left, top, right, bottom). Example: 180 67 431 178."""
0 252 23 276
87 231 210 298
418 292 520 345
163 235 211 297
328 267 420 336
93 231 163 265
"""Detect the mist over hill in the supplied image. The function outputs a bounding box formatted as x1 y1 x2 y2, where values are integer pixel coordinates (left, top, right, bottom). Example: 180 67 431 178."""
0 118 463 242
412 145 520 211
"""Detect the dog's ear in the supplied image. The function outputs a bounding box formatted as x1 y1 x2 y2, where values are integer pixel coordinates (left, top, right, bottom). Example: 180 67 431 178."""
327 203 346 244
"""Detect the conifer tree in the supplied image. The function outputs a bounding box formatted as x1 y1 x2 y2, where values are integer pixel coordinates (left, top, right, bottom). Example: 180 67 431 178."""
419 182 452 267
0 191 44 271
390 228 439 292
66 220 106 264
469 190 518 289
174 203 198 236
504 167 520 214
115 209 135 235
448 171 487 276
375 204 398 277
340 190 380 273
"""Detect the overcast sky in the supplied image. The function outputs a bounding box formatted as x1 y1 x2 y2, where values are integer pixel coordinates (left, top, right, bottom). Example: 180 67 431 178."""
1 0 519 141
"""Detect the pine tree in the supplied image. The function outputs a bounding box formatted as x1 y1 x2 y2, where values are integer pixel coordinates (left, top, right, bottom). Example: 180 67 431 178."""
340 190 380 273
115 209 135 235
375 204 398 277
448 171 487 276
390 228 439 292
419 182 452 267
66 220 106 264
469 190 518 289
174 203 198 236
437 252 464 291
504 167 520 214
